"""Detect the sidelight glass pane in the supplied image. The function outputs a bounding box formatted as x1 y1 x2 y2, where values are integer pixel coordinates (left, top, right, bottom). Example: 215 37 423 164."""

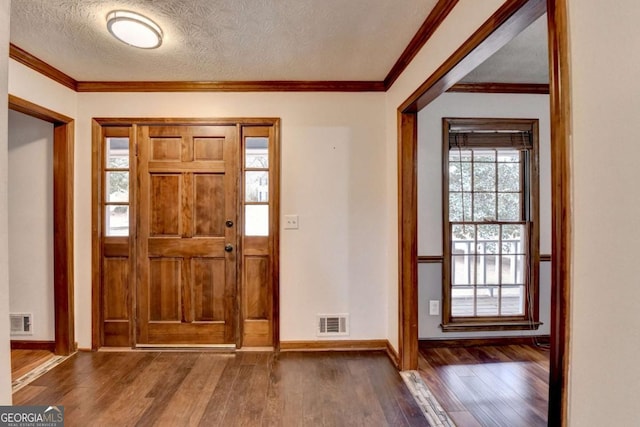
245 137 269 168
106 172 129 202
106 137 129 168
245 171 269 202
105 205 129 236
245 204 269 236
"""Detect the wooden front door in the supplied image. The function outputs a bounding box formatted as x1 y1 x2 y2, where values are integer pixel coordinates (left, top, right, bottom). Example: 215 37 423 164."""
137 125 238 345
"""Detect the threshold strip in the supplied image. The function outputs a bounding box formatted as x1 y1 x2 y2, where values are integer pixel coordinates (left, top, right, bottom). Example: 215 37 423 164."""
12 355 70 393
400 371 456 427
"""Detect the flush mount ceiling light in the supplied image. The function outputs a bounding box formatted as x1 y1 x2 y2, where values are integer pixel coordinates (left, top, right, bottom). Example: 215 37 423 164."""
106 10 163 49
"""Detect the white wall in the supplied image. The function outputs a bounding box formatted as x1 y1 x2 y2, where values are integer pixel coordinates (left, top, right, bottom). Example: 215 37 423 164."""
384 0 506 350
567 0 640 425
416 92 551 338
0 0 13 405
8 110 55 341
8 59 390 350
4 0 509 356
73 92 388 348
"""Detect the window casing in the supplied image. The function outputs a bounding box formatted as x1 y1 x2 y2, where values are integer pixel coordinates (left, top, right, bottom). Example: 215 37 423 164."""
442 118 540 332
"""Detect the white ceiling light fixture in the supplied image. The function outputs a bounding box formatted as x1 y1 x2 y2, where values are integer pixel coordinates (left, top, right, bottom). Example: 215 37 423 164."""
106 10 163 49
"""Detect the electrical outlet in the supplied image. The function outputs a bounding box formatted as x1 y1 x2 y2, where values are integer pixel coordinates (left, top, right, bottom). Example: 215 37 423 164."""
284 215 299 229
429 300 440 316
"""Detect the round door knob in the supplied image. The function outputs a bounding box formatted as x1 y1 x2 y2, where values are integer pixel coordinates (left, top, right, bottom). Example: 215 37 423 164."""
225 220 234 228
224 244 233 252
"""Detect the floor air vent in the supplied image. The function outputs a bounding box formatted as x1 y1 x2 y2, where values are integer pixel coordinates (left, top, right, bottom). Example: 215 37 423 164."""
317 314 349 336
10 313 32 336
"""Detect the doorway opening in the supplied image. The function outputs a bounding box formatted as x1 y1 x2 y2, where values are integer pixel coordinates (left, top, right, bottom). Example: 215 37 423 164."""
7 95 75 384
397 0 570 424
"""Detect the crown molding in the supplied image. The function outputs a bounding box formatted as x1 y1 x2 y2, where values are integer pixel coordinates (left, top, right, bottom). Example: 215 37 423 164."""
9 43 384 92
10 1 545 97
448 82 549 94
9 43 383 93
9 43 77 91
76 80 385 92
384 0 459 90
9 1 458 93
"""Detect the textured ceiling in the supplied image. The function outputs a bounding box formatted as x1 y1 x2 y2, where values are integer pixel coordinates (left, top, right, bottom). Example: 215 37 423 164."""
461 14 549 84
10 0 437 82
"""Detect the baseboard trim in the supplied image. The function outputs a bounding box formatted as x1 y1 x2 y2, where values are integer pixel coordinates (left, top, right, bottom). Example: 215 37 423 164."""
385 341 400 368
10 340 56 352
419 335 550 348
280 339 388 352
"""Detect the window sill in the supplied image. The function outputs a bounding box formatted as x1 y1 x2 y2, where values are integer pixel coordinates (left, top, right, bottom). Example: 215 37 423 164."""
440 321 542 333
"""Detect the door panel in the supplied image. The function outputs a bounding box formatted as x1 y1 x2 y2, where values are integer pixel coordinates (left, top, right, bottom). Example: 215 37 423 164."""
245 256 268 319
150 175 180 235
148 258 181 321
192 258 226 321
137 125 238 345
193 174 225 236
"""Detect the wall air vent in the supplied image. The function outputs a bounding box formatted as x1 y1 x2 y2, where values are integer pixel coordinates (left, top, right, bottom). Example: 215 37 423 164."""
317 314 349 336
10 313 32 336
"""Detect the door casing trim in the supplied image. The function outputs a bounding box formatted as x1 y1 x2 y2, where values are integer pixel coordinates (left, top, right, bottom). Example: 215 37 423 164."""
395 0 571 424
8 95 75 356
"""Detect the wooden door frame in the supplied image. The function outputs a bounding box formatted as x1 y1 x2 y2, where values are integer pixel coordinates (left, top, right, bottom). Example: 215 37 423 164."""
8 95 75 356
396 0 571 425
91 117 281 349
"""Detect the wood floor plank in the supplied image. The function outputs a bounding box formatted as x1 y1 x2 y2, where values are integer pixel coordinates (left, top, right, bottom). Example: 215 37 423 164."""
12 350 427 427
66 353 158 425
198 354 244 426
419 343 549 427
448 410 484 427
135 353 200 427
11 349 55 381
365 353 424 426
154 354 230 427
416 355 465 412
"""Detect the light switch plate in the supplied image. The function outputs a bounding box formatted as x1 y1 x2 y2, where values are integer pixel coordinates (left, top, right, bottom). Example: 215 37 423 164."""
429 300 440 316
284 215 299 229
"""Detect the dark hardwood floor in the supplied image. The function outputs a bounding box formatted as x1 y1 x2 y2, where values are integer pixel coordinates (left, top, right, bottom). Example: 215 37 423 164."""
418 344 549 427
13 350 428 427
11 349 55 381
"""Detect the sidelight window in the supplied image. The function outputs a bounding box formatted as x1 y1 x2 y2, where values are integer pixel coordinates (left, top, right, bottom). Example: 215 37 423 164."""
104 136 130 236
244 137 270 236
